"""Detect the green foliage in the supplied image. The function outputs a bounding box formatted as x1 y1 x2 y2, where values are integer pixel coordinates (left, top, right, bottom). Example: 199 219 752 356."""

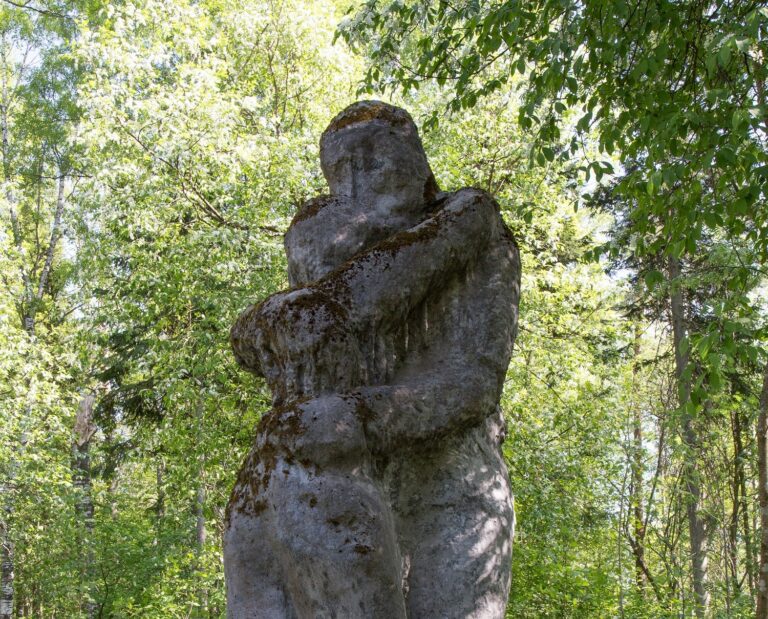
339 0 768 331
0 0 766 617
341 6 768 614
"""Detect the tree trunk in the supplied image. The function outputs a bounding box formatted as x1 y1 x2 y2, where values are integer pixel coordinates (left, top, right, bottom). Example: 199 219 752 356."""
35 175 66 301
196 482 205 551
630 325 646 592
195 402 207 617
756 362 768 618
742 434 756 598
0 522 12 619
668 255 709 617
155 456 165 545
730 407 753 598
729 409 741 594
196 477 207 618
73 394 96 619
108 477 119 520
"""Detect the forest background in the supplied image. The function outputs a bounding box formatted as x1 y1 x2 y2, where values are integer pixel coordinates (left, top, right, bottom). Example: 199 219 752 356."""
0 0 766 617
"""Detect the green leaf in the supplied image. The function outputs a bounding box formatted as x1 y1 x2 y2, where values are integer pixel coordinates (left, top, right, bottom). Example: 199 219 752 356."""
644 270 664 289
717 44 731 67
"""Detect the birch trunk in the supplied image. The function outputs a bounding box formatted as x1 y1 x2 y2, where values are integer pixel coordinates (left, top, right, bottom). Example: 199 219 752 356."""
0 524 11 619
155 456 165 544
0 34 69 619
73 394 96 619
729 408 753 598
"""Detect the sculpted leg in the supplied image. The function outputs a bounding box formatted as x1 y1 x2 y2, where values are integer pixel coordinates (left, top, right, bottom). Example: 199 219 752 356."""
225 396 406 619
268 460 406 618
225 447 295 619
225 511 293 618
394 414 514 618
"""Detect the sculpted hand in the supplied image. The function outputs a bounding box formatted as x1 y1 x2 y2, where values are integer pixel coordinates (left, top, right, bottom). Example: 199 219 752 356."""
261 394 368 467
231 287 363 403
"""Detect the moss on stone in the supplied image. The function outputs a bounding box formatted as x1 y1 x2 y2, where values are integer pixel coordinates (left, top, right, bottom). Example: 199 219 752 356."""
323 101 412 136
291 195 334 226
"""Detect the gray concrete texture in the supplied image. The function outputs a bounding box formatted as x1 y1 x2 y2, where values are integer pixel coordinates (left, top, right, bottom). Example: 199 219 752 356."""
225 101 521 618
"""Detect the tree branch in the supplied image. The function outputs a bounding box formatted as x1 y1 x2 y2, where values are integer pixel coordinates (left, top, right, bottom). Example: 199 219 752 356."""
0 0 72 20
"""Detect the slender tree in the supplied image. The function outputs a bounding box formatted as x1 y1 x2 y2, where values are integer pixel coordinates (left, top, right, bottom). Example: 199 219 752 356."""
758 362 768 617
72 393 96 619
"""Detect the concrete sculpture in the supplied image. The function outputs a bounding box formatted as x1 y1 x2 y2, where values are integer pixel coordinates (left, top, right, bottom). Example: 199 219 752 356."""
225 101 520 618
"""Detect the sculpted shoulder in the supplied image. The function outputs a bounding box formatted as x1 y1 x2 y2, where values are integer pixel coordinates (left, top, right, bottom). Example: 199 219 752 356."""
285 194 422 287
443 187 518 253
289 194 337 227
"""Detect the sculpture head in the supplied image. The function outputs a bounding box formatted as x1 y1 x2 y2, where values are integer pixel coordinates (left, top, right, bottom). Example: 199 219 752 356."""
319 100 439 226
285 101 441 286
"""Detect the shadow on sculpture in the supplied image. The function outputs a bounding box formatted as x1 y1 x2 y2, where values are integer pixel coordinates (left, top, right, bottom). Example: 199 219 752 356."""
225 101 520 618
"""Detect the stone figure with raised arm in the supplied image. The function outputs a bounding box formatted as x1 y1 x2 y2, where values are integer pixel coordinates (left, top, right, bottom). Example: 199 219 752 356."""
224 101 521 618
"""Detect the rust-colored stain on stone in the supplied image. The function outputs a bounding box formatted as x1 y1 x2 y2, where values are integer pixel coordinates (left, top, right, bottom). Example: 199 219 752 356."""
323 101 412 136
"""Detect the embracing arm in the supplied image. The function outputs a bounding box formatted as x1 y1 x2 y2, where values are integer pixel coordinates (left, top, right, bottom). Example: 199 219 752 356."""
230 188 507 404
256 352 507 464
316 188 502 329
352 352 505 455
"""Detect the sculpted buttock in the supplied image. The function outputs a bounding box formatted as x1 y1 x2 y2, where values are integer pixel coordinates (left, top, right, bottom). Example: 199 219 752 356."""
225 101 520 619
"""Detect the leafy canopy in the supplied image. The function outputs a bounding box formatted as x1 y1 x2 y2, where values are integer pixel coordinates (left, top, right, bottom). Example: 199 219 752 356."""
339 0 768 267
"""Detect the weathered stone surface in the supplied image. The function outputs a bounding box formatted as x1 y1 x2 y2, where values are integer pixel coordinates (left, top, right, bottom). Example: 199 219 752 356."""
225 101 520 618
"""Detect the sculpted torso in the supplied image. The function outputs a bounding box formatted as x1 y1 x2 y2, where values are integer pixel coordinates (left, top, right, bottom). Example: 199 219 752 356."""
225 102 520 618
